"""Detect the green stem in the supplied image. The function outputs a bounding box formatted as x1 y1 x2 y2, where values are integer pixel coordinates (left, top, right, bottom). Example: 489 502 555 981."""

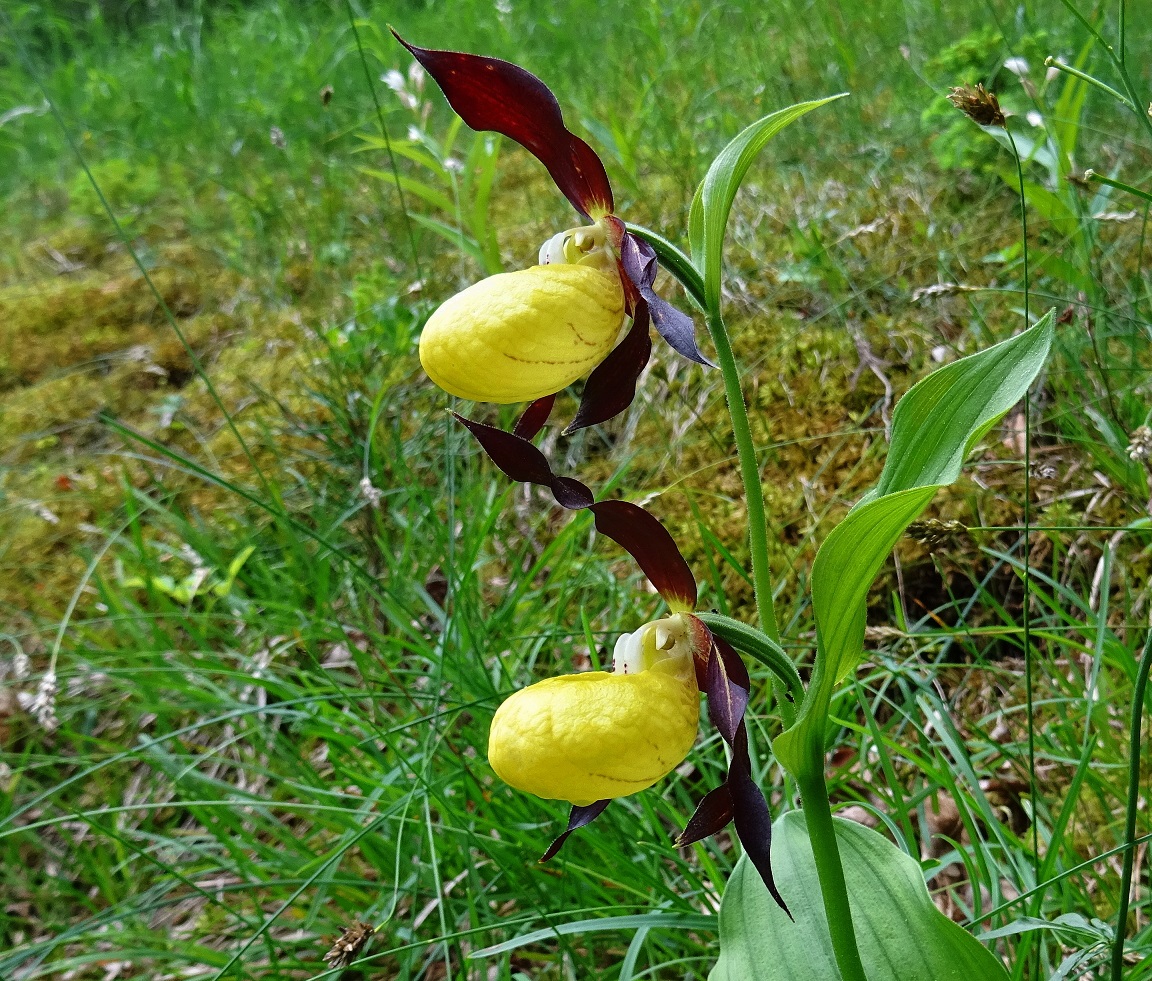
1111 630 1152 980
696 612 803 702
1085 170 1152 204
798 770 869 981
1043 57 1135 112
705 307 781 649
625 222 707 311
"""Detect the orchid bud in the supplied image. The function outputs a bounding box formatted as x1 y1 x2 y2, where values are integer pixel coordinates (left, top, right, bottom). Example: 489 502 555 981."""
487 613 708 806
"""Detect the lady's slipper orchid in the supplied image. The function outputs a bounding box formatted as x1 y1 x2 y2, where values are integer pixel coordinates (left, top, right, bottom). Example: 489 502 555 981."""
456 403 789 913
489 612 709 806
394 33 711 431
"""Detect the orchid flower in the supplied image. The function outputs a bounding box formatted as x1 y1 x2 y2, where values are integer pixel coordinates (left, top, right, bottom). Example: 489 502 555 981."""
394 33 711 431
457 401 788 911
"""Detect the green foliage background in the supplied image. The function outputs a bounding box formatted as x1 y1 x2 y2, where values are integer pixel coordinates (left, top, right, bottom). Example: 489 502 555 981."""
1 1 1151 978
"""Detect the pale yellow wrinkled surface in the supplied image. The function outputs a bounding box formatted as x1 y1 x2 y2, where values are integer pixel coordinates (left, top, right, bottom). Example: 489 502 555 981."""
419 264 625 403
488 657 700 807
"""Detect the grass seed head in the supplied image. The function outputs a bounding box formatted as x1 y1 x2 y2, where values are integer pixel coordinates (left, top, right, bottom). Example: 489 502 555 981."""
323 920 373 969
947 83 1005 127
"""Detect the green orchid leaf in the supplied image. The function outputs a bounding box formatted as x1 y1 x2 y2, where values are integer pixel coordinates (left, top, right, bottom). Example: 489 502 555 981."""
774 485 936 777
709 812 1009 981
871 311 1054 499
688 95 847 312
775 313 1054 780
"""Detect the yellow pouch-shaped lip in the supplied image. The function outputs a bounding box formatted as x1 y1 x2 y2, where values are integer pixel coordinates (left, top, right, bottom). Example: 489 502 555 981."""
419 263 625 404
488 617 701 807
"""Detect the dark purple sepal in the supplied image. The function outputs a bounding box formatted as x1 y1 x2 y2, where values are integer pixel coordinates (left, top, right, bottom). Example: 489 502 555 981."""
454 413 594 509
705 637 751 744
675 782 734 847
540 799 612 862
514 394 556 441
588 500 698 610
565 304 654 434
729 724 790 917
679 638 788 913
394 33 613 220
619 232 714 367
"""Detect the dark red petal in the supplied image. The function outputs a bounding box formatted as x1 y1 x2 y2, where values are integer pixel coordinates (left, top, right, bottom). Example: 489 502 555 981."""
456 416 696 608
540 799 611 862
455 413 594 509
674 782 734 847
704 637 750 745
620 232 713 367
513 394 556 441
394 33 613 219
588 500 698 609
729 724 790 916
564 304 653 434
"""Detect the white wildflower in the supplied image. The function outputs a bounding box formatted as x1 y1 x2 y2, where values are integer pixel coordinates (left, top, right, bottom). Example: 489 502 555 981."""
1127 426 1152 462
17 671 58 732
359 477 384 508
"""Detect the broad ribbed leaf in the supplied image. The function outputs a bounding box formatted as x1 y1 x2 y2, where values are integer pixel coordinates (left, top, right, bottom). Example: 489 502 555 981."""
774 486 935 777
689 96 847 312
710 813 1009 980
871 313 1055 499
775 314 1053 780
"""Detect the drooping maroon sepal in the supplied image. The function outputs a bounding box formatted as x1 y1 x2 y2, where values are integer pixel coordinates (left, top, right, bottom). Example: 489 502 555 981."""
394 33 613 220
676 781 734 846
729 724 790 917
541 799 611 862
455 414 698 609
565 304 654 434
618 228 713 367
675 636 788 914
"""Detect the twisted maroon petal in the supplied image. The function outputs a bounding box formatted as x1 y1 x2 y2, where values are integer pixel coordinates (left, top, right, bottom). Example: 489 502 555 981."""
729 724 790 916
513 395 556 441
566 303 653 434
394 33 613 219
455 415 697 607
541 799 612 862
454 413 594 509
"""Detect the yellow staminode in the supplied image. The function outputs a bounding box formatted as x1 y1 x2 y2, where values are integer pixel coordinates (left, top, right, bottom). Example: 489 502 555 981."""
419 262 625 404
488 615 702 807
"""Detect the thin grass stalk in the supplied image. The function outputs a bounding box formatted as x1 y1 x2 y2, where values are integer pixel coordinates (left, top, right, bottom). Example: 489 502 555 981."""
343 0 423 282
1006 123 1042 922
1111 629 1152 980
